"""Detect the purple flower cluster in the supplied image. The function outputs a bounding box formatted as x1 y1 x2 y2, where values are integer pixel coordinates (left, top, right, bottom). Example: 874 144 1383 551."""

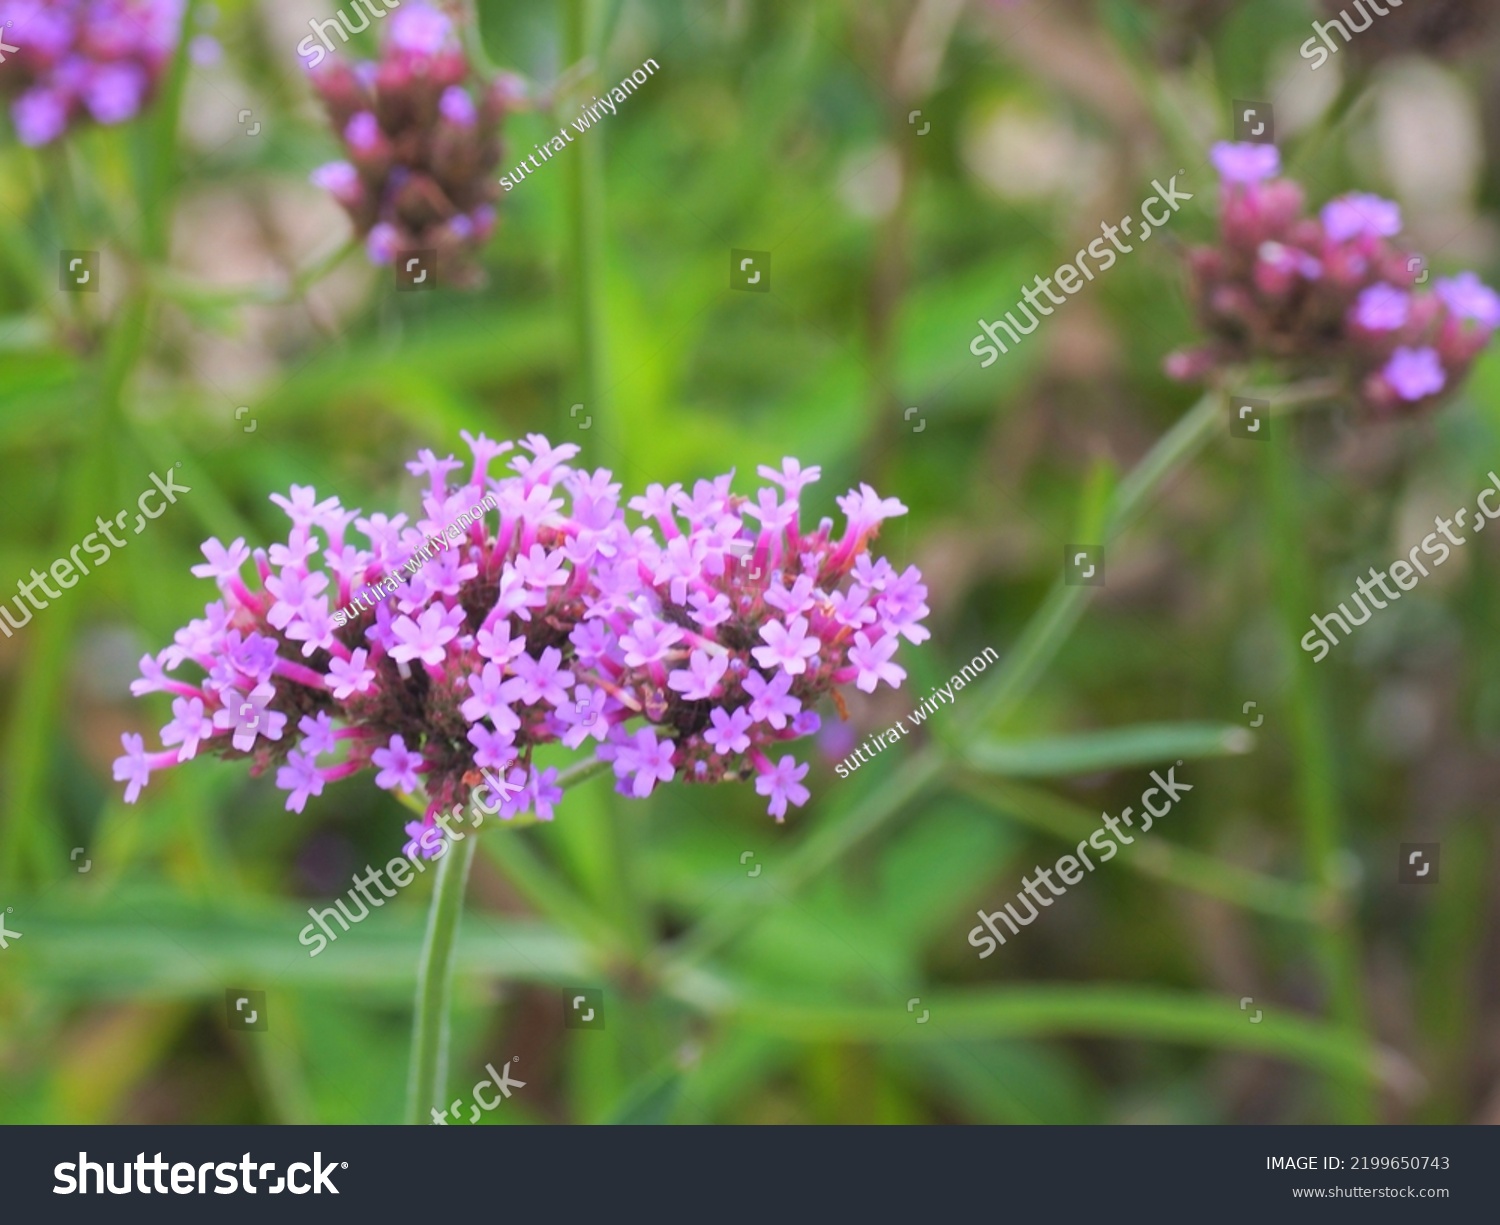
0 0 183 147
114 434 927 848
1166 142 1500 416
307 3 522 286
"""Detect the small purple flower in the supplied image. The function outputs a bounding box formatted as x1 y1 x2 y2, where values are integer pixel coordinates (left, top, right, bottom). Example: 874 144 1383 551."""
460 662 524 729
389 605 464 667
513 544 569 591
403 820 444 860
1321 193 1401 244
83 61 148 124
373 733 424 793
1381 346 1446 402
366 223 400 265
298 712 339 759
510 646 574 707
743 669 801 730
112 733 153 804
688 590 732 628
191 536 251 582
1437 272 1500 328
704 706 754 756
345 111 384 157
467 723 517 771
757 458 823 500
440 86 476 126
1210 141 1280 185
764 574 817 617
212 684 287 752
276 749 325 814
527 766 564 821
160 697 214 762
13 88 68 146
327 649 376 700
310 161 362 207
476 618 527 664
848 631 906 693
612 728 676 798
755 755 810 821
751 615 819 675
620 616 684 668
667 649 729 701
1352 283 1410 331
389 4 453 56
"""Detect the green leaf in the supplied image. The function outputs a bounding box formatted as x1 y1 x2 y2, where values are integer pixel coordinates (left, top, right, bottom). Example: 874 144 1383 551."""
717 986 1403 1086
7 892 591 998
966 721 1254 778
601 1063 685 1125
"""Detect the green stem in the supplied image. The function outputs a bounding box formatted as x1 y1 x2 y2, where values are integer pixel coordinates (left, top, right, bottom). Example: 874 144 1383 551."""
405 834 478 1125
1265 424 1375 1123
401 754 614 1125
701 986 1407 1089
563 0 616 465
0 297 149 880
957 775 1326 923
962 388 1224 733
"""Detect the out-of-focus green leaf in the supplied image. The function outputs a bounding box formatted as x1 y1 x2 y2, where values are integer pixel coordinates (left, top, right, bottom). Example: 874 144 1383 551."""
966 721 1253 777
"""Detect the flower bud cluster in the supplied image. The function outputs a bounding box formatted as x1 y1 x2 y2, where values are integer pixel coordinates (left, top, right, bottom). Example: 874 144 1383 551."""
0 0 183 146
1166 143 1499 416
307 3 523 285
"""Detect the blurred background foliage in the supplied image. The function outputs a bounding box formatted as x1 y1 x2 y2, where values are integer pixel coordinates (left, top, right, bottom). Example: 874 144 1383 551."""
1 0 1499 1124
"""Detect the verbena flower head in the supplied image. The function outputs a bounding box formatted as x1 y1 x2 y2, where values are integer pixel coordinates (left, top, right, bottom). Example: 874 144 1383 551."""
306 2 523 286
1166 142 1500 416
115 437 927 846
0 0 184 146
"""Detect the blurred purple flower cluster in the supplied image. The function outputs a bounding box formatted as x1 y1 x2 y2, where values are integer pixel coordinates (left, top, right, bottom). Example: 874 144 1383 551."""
0 0 183 147
307 2 523 285
115 434 927 846
1166 142 1500 416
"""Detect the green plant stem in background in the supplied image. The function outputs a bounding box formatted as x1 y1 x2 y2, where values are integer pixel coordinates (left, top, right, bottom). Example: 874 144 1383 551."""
957 775 1325 924
563 0 617 467
402 756 612 1124
962 388 1224 734
405 834 478 1125
712 984 1406 1088
0 296 149 880
1265 424 1375 1124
